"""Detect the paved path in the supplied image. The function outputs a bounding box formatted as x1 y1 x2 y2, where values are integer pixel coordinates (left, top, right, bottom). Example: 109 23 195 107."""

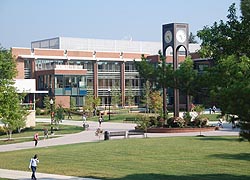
0 168 99 180
0 118 240 179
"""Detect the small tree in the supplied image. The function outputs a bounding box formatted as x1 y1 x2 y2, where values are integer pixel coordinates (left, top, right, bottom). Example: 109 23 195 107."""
54 104 64 130
126 87 135 108
141 80 151 113
43 95 55 114
111 88 121 109
70 98 76 111
149 91 162 114
83 94 100 116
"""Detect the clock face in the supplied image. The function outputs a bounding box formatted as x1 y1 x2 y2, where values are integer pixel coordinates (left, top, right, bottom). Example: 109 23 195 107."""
164 30 172 43
176 29 187 43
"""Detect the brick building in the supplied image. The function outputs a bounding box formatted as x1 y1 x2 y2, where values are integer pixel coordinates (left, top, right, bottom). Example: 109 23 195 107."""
12 37 200 108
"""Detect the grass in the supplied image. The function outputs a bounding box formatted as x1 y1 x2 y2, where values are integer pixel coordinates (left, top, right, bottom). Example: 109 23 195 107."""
0 122 83 145
0 136 249 180
200 113 221 121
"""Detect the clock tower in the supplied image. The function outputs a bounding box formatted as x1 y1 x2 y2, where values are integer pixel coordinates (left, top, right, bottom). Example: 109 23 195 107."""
162 23 189 117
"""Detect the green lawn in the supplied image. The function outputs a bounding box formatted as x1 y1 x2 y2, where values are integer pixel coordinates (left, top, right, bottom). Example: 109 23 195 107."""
0 136 249 180
0 123 83 145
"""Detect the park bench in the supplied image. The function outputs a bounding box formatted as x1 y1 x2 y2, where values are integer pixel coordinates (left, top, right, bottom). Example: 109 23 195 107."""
109 131 127 139
123 117 137 123
127 130 145 138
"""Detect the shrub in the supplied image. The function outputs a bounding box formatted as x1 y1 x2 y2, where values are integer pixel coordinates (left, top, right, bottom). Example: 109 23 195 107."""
157 116 165 127
135 115 159 130
194 105 205 115
193 116 209 127
167 117 185 128
0 126 7 135
36 108 41 115
183 112 192 126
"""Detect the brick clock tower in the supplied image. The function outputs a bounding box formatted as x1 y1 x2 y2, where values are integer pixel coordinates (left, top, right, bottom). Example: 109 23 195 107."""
162 23 189 117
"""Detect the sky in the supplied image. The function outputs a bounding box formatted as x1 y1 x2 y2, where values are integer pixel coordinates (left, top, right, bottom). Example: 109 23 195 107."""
0 0 240 49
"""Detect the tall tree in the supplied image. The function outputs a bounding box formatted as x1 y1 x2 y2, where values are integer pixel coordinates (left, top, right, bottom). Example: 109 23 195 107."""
175 56 198 112
241 0 250 21
0 48 27 139
135 51 174 118
197 2 250 141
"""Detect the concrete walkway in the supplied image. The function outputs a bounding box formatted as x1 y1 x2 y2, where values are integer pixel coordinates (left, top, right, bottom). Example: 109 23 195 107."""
0 118 240 180
0 168 99 180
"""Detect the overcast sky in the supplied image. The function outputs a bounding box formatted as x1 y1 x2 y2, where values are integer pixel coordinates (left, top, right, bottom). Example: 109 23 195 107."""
0 0 240 49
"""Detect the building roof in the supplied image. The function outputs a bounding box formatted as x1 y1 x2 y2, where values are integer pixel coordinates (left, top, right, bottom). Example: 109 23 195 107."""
31 37 200 55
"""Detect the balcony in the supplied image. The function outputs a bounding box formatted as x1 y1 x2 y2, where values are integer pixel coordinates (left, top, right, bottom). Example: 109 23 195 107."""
36 64 83 71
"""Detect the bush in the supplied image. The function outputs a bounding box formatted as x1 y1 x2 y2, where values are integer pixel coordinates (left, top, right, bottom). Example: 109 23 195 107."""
36 108 42 115
135 115 158 130
183 112 192 126
193 116 209 127
0 126 6 135
167 117 186 128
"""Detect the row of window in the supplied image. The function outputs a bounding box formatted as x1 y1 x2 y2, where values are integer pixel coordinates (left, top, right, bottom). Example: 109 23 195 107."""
32 59 137 72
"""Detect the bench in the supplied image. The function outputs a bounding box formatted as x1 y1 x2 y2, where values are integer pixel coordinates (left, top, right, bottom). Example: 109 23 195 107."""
123 117 137 123
109 131 126 139
127 130 145 138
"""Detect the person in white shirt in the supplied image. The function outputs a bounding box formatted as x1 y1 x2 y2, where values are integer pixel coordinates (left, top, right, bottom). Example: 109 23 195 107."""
29 154 39 180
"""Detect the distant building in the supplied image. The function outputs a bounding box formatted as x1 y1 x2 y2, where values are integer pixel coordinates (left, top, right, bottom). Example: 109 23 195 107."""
12 37 201 108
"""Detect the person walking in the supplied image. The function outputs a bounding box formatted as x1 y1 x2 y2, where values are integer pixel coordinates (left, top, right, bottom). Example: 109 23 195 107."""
29 154 39 180
212 105 216 113
43 128 48 140
34 132 39 147
67 109 72 119
98 115 103 127
82 113 87 123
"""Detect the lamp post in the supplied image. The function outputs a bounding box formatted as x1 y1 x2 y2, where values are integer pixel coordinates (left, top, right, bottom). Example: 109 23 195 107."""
50 99 54 134
108 88 111 121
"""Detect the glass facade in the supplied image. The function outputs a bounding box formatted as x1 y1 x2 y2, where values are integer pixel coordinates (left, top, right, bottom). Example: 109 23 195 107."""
34 57 142 107
54 75 86 96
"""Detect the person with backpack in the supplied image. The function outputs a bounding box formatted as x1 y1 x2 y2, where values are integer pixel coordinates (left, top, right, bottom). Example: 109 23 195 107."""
28 154 39 180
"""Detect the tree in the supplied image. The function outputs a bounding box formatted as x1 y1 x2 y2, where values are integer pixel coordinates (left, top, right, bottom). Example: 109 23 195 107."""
197 2 250 141
43 95 55 114
206 55 250 140
141 80 151 113
189 32 198 43
134 54 157 83
83 94 100 116
135 51 174 118
149 91 162 114
241 0 250 21
126 87 135 108
111 86 121 108
54 104 64 129
175 56 198 112
0 48 27 139
0 48 17 81
197 3 250 60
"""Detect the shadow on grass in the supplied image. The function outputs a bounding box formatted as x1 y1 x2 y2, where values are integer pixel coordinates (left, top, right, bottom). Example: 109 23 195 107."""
195 136 241 142
99 173 250 180
210 153 250 161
